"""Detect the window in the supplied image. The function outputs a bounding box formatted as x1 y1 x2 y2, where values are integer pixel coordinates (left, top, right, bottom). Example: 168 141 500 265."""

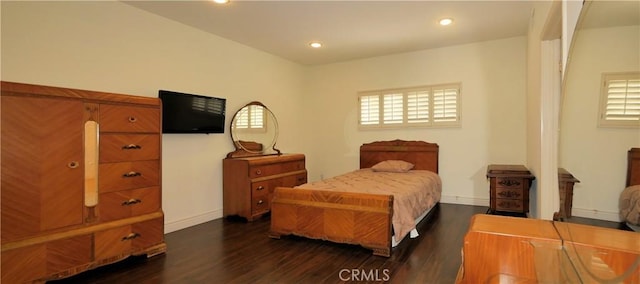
358 84 461 128
233 105 265 132
599 72 640 127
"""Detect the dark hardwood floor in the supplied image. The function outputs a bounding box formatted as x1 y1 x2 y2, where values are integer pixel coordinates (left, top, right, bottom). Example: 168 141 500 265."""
50 204 627 284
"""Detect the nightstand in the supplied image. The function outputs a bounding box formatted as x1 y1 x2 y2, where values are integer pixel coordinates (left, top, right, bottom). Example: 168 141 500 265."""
486 164 535 215
556 168 579 220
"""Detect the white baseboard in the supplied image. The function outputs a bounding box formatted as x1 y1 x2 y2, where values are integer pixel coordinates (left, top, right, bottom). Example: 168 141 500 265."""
164 209 223 234
440 195 489 207
571 208 621 222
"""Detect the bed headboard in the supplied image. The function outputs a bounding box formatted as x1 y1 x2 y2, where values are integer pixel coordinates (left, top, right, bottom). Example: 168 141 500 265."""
360 140 439 173
627 148 640 187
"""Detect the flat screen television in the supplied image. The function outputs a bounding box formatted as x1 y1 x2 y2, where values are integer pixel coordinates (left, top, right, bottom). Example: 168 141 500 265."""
159 90 226 134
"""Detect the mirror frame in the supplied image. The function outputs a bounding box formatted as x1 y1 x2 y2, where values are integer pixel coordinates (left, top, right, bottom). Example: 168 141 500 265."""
226 101 281 158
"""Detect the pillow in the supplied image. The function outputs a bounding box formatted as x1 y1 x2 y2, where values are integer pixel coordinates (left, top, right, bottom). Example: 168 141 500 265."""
371 160 414 173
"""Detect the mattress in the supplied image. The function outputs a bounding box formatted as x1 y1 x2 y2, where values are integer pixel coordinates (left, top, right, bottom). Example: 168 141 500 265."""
296 168 442 242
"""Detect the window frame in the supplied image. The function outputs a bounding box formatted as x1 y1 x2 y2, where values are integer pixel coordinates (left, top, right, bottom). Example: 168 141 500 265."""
598 72 640 128
358 83 461 129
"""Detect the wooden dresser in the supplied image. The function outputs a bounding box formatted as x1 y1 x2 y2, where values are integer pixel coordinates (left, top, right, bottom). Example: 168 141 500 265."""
486 164 535 215
223 154 307 221
457 214 640 283
1 81 166 283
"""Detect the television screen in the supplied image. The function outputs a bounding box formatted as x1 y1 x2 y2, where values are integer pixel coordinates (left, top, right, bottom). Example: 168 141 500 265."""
159 90 226 134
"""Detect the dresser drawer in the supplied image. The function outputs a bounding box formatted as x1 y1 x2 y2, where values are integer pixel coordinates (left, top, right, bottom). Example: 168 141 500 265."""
495 188 523 200
98 187 161 222
100 134 160 163
281 171 308 187
99 161 160 193
495 199 524 212
249 160 305 179
94 217 164 260
251 193 270 215
495 177 525 189
100 104 160 133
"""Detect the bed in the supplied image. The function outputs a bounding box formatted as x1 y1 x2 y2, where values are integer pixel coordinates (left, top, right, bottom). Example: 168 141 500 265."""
268 140 441 257
621 148 640 232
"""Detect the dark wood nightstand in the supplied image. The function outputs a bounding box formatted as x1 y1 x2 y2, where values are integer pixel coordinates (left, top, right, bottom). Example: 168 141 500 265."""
486 164 535 215
555 168 580 220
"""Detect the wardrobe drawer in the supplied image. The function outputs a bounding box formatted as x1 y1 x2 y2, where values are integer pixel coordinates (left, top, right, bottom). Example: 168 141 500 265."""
98 187 161 222
100 134 160 162
1 234 92 283
99 161 159 193
249 160 305 179
99 104 160 133
94 217 164 260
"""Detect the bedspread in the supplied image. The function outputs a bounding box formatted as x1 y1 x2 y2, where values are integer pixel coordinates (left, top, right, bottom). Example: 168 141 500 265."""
296 169 442 241
620 185 640 226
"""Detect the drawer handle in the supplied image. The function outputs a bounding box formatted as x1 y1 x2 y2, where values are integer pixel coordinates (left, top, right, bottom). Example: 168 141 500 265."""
122 198 141 206
123 171 141 178
122 144 142 150
68 161 79 169
128 116 138 123
256 186 265 191
121 232 140 241
498 180 521 187
255 169 262 175
257 200 264 205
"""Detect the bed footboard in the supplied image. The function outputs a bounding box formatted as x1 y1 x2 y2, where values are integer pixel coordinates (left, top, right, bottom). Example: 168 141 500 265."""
269 187 393 257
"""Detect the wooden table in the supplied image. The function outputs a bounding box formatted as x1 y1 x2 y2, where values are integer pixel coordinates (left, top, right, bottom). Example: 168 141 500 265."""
456 214 640 283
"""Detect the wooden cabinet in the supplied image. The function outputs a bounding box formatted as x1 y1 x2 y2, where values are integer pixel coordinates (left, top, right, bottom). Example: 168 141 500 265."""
486 164 534 215
557 168 579 220
1 81 166 283
223 154 307 221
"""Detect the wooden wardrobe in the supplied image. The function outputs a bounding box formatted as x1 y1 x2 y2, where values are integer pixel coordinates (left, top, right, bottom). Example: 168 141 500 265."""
1 81 166 283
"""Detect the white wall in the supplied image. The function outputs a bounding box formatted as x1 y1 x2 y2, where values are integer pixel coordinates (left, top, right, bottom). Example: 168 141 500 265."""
560 25 640 221
1 1 306 232
302 37 528 206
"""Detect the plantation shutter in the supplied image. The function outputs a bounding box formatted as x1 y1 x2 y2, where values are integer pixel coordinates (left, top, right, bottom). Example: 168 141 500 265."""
357 83 461 128
407 90 430 123
234 105 264 129
360 94 380 125
599 73 640 127
604 78 640 121
383 93 403 124
433 86 459 123
249 105 264 128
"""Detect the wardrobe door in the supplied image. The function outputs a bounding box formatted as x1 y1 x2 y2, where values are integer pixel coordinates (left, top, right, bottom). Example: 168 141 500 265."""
1 95 84 242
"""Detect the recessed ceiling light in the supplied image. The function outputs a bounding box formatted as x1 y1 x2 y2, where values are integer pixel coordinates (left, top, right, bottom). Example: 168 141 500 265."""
439 18 453 26
212 0 229 4
309 42 322 48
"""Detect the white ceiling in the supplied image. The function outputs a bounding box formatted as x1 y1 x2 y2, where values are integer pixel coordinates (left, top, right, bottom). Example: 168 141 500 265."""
123 1 537 66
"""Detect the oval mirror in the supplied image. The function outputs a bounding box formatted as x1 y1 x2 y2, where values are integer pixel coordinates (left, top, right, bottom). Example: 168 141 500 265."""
228 101 280 157
560 0 639 221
